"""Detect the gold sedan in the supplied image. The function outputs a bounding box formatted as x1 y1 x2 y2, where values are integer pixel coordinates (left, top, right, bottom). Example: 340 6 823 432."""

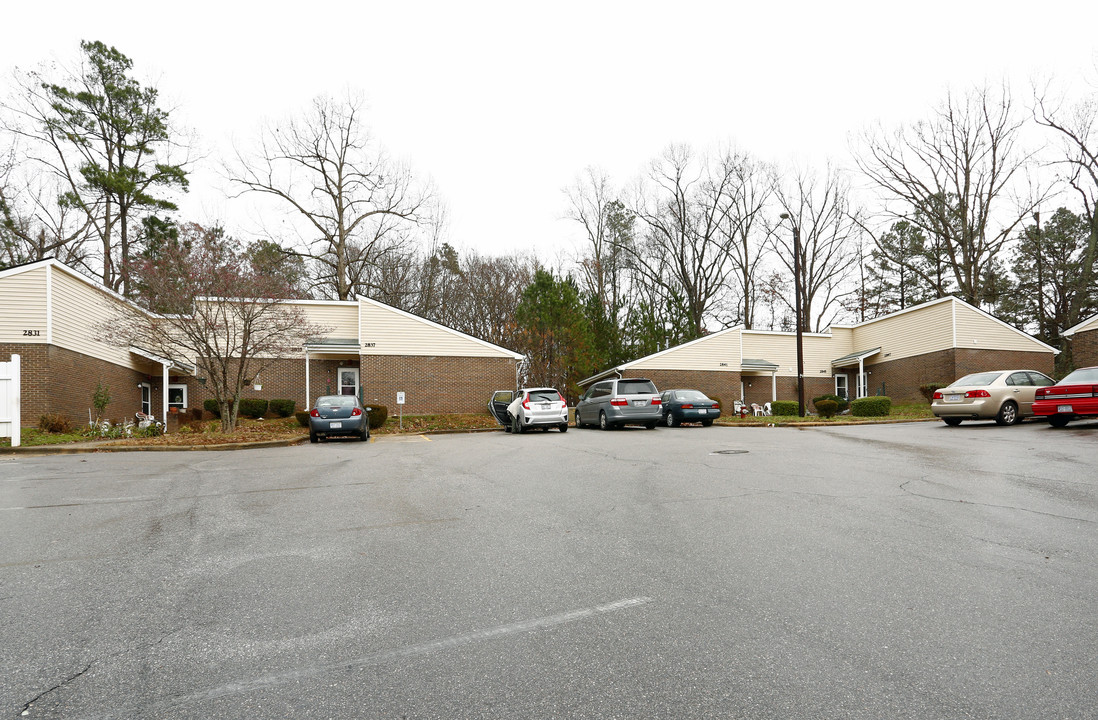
931 370 1056 426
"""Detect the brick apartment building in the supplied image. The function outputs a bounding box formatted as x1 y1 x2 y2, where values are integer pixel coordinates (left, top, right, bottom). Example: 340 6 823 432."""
1063 315 1098 369
580 296 1057 406
0 259 522 428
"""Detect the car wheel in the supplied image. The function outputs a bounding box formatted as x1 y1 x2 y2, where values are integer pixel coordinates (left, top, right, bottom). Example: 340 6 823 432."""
645 421 657 430
512 414 522 434
701 419 713 427
559 423 568 433
1048 415 1071 428
360 426 370 442
995 401 1020 426
665 412 678 428
309 431 318 443
541 426 549 432
599 411 610 430
942 417 963 426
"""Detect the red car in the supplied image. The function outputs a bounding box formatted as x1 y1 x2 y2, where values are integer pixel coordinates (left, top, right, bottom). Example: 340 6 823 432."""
1032 366 1098 428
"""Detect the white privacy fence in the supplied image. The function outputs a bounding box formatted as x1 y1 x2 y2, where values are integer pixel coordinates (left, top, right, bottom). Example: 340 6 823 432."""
0 354 20 447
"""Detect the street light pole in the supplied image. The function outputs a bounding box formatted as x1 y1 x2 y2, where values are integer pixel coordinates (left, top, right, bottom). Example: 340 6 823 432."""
780 213 806 417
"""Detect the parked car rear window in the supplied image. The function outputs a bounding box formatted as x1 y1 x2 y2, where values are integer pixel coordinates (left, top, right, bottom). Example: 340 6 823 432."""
528 390 560 402
952 372 1001 387
1060 367 1098 383
617 380 657 395
676 390 708 401
318 396 354 407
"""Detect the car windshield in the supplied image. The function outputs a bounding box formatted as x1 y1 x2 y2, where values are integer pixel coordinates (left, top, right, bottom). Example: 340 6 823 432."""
528 390 560 402
951 372 1002 387
618 380 657 395
318 396 355 407
677 390 708 401
1059 367 1098 384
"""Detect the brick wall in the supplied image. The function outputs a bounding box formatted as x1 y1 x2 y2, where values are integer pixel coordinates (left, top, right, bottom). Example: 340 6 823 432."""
634 370 742 407
187 355 518 415
2 343 156 427
863 348 1055 402
359 355 517 414
1072 328 1098 370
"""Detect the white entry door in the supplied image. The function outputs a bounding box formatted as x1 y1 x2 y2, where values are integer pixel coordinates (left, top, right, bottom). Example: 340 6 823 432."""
338 367 360 397
856 372 868 399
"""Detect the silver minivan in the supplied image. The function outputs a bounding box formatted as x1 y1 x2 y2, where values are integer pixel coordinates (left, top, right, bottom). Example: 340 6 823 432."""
575 377 662 430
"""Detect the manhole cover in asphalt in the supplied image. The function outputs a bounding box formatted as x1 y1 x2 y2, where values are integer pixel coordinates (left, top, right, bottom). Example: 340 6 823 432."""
711 449 749 455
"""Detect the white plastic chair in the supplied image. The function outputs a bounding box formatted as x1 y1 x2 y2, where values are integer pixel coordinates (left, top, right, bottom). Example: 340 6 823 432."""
762 402 772 416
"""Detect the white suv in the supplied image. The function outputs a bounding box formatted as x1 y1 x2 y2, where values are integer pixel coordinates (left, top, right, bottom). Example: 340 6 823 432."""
503 388 569 434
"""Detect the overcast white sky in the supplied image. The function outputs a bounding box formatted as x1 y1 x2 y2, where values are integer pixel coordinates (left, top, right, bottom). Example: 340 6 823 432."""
3 1 1097 261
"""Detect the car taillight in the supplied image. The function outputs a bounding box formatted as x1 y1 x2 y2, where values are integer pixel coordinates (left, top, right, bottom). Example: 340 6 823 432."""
310 408 320 417
522 397 530 409
681 404 693 409
1036 388 1048 398
651 397 661 405
964 389 991 398
351 407 362 416
558 392 566 404
609 398 628 406
932 391 943 400
712 404 719 410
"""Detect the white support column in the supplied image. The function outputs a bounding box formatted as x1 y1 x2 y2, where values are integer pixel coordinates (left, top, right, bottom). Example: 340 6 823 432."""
858 357 865 398
162 363 169 427
771 371 777 401
305 350 311 410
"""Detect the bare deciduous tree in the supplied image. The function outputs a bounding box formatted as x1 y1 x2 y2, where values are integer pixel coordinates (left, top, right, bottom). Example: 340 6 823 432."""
1 145 92 268
1034 85 1098 322
856 84 1040 306
772 165 859 332
229 95 431 301
627 145 744 338
104 223 330 431
717 153 773 329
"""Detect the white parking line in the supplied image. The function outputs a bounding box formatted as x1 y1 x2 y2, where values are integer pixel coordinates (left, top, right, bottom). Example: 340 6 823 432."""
144 596 653 715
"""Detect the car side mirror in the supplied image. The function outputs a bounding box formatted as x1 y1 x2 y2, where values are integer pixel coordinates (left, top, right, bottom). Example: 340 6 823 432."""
365 407 373 412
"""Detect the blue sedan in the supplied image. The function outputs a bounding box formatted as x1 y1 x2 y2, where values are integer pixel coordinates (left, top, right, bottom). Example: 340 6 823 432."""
309 395 371 443
660 389 721 427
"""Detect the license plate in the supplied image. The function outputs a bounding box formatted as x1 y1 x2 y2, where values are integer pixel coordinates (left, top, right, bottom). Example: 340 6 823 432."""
1057 405 1072 413
633 400 646 407
698 409 707 415
330 421 342 428
948 394 962 402
540 403 551 409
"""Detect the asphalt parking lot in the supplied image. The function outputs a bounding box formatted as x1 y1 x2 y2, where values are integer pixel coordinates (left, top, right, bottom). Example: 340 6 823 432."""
2 419 1096 719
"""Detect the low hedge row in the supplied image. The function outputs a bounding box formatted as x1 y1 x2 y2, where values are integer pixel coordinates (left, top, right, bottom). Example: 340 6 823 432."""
203 398 296 419
851 396 891 417
770 400 799 416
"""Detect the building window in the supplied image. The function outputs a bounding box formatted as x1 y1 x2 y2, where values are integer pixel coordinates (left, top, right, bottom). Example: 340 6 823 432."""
338 367 359 397
834 374 848 400
856 373 868 399
139 383 151 416
168 384 188 411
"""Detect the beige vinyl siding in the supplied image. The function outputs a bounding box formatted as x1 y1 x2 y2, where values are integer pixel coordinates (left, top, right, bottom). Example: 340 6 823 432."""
1069 315 1098 335
741 332 834 376
628 330 742 371
294 302 359 340
51 267 140 367
358 300 515 357
953 302 1048 352
851 301 954 360
0 266 48 343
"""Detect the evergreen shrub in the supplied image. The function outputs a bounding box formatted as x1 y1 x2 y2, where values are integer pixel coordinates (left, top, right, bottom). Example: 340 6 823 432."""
852 396 891 417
